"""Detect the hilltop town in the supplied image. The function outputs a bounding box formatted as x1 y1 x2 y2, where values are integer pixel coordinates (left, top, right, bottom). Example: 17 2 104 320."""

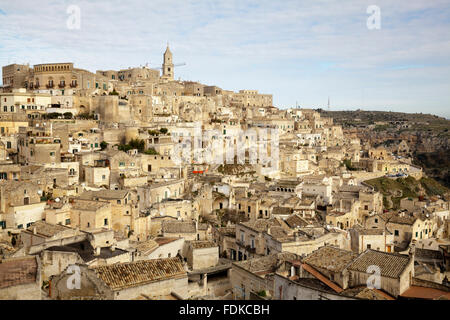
0 46 449 300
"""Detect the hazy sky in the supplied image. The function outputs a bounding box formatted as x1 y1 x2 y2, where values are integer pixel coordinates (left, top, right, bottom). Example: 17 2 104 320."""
1 0 449 118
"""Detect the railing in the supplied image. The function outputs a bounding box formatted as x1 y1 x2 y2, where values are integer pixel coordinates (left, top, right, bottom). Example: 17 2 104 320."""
70 83 78 88
58 83 65 88
46 83 54 89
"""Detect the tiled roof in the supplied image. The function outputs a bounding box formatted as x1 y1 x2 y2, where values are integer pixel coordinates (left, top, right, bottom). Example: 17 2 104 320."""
92 257 186 290
272 207 293 215
414 248 444 261
234 252 299 274
400 286 450 300
240 218 279 233
79 189 129 200
162 220 196 234
153 237 180 246
301 263 343 293
387 214 417 225
130 239 159 255
71 199 109 211
46 240 127 263
190 240 217 249
0 256 38 289
217 227 235 237
25 221 70 238
304 246 358 273
341 286 394 300
348 249 411 279
285 214 309 229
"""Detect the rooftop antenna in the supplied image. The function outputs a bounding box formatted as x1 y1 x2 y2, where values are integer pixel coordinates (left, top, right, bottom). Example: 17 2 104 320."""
328 96 330 110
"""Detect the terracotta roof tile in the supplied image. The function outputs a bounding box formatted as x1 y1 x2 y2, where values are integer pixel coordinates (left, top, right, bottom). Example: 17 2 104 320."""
92 257 186 290
348 249 411 279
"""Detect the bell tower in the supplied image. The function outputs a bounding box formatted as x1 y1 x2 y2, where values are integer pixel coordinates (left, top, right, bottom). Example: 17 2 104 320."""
162 44 174 81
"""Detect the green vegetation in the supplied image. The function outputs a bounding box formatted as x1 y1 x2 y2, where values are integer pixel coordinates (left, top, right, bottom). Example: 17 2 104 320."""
414 150 450 188
43 112 62 119
257 290 267 297
342 159 357 171
374 124 390 132
63 112 73 119
77 111 96 120
365 176 449 210
148 130 160 136
143 148 158 155
148 128 169 136
100 141 108 150
109 89 119 95
420 177 450 196
118 138 146 152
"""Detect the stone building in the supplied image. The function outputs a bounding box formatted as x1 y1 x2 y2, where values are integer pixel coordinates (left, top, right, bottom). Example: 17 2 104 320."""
184 240 219 270
0 180 45 230
0 256 42 300
49 257 188 300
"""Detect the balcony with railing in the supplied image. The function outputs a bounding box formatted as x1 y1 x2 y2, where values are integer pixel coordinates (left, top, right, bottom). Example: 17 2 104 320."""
58 82 66 88
46 82 54 89
70 82 78 88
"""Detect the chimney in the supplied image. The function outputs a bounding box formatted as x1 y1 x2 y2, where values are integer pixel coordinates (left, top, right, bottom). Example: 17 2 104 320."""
33 227 37 235
111 245 115 252
94 247 101 256
409 243 416 259
294 231 300 242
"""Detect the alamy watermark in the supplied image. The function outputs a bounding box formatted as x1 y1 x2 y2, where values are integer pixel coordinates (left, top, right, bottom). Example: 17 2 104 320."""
66 264 81 289
66 5 81 30
170 122 280 169
366 265 381 289
367 5 381 30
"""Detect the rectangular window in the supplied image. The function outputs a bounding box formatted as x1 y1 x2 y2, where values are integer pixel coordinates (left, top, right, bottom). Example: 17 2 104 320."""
104 218 108 226
395 230 399 236
65 219 70 225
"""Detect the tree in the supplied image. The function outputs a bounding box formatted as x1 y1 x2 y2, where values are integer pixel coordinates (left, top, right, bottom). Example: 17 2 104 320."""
159 128 168 134
100 141 108 150
118 138 146 152
144 148 158 155
63 112 73 119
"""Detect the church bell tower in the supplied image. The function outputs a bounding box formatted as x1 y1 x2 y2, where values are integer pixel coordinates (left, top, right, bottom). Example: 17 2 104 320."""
162 44 174 81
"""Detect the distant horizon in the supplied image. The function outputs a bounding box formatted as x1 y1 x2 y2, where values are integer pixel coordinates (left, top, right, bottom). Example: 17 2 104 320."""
1 0 449 119
1 58 449 119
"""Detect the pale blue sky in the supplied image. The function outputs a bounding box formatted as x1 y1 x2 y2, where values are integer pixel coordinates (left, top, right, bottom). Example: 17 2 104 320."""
0 0 449 118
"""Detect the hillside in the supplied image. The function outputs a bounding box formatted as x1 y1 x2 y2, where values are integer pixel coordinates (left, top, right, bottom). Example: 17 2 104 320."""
365 176 449 210
318 109 450 188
